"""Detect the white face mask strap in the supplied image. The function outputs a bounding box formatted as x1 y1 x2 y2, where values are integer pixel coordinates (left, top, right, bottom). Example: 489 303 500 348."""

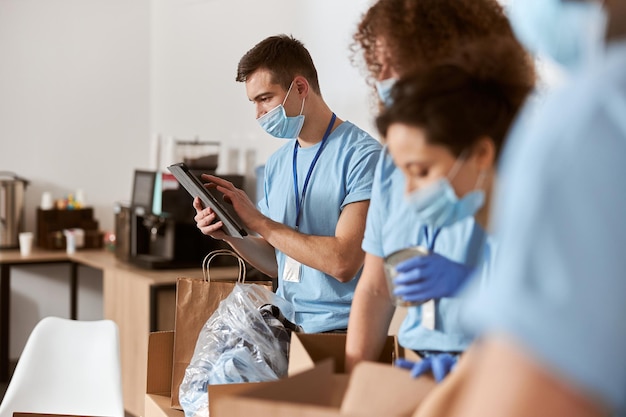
299 96 306 115
447 149 469 181
282 81 295 106
475 170 488 191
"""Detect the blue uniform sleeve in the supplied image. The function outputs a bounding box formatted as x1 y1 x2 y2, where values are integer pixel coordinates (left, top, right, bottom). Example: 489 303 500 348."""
257 169 270 217
341 138 381 209
361 149 390 257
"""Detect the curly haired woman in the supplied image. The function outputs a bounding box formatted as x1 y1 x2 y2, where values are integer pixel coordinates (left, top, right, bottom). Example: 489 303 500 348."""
345 0 535 382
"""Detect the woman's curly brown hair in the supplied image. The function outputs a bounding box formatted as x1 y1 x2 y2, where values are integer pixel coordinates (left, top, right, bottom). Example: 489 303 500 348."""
351 0 518 85
376 37 536 160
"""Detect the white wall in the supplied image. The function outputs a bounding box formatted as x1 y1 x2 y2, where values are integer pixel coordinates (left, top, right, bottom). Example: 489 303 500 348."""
0 0 150 358
0 0 151 232
150 0 378 190
0 0 378 359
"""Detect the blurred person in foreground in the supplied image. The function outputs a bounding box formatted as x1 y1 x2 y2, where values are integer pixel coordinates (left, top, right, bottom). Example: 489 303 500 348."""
432 0 626 416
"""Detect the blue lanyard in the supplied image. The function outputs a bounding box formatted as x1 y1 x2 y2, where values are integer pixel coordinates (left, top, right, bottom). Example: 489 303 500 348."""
292 113 336 230
422 225 441 252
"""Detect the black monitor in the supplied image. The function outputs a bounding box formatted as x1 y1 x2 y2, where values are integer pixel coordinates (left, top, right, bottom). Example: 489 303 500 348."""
131 170 157 211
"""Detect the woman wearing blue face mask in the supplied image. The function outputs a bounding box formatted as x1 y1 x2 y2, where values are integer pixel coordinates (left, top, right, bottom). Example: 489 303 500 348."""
345 0 535 381
353 39 535 382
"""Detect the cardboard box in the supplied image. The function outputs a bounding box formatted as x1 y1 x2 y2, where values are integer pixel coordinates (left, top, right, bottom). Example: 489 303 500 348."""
288 332 398 375
146 331 277 417
213 359 435 417
146 331 417 417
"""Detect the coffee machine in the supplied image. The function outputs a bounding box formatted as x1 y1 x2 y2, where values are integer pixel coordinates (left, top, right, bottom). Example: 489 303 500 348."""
115 168 244 269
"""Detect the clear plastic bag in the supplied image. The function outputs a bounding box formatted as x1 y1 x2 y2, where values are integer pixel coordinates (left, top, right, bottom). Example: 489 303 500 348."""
179 282 301 417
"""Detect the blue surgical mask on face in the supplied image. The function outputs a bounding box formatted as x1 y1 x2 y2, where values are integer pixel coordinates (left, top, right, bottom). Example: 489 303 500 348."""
405 155 486 229
257 81 306 140
508 0 607 72
375 77 397 107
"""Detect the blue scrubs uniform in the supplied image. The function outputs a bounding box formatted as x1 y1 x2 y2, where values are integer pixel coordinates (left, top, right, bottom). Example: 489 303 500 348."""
467 41 626 415
259 121 381 333
363 149 494 353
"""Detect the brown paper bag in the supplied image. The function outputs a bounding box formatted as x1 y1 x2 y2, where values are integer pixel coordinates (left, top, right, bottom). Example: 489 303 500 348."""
170 249 271 409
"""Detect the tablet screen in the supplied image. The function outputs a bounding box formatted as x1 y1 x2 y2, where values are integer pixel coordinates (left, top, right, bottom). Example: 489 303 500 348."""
167 163 248 238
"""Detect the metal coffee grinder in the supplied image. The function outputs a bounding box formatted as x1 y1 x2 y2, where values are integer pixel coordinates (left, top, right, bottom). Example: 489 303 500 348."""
0 172 29 249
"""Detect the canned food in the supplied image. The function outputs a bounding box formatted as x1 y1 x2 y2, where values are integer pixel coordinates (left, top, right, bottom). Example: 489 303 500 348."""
383 246 429 307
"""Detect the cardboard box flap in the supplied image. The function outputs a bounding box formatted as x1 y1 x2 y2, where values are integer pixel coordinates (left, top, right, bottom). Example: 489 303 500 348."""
211 360 435 417
146 331 175 395
288 333 396 375
145 394 185 417
340 361 436 417
207 379 278 406
212 360 351 417
240 360 346 405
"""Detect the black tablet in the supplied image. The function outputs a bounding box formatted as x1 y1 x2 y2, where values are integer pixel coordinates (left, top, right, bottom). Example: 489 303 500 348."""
167 162 248 238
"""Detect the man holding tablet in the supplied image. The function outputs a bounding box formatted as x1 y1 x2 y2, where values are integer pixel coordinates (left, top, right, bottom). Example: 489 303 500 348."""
193 34 381 333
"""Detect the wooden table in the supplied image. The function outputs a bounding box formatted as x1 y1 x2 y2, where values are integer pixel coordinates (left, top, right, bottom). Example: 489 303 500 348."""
0 248 240 417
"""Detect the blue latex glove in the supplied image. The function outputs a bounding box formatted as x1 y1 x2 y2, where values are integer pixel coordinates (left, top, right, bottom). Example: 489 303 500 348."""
393 253 474 303
395 354 458 382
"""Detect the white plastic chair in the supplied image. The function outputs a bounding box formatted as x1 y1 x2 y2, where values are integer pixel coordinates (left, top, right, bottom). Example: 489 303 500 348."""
0 316 124 417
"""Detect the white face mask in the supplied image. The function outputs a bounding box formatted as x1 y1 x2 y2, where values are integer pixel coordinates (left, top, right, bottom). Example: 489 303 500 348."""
405 155 486 229
508 0 607 72
257 81 306 140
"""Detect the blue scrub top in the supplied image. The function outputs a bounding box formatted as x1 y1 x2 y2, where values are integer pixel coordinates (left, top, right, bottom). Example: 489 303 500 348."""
363 148 493 353
466 40 626 415
259 121 381 333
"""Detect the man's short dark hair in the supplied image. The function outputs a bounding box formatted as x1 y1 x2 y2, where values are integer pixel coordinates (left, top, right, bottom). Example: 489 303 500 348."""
236 34 321 95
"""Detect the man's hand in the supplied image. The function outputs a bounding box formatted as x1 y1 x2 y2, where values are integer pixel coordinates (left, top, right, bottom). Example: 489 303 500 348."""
193 197 227 239
201 174 266 232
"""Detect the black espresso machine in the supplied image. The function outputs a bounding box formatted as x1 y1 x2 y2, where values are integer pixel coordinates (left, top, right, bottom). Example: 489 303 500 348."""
114 167 244 269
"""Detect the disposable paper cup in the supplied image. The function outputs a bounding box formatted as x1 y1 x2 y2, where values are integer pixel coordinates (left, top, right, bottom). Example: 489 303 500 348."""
41 192 53 210
63 230 76 254
18 232 33 256
383 246 429 307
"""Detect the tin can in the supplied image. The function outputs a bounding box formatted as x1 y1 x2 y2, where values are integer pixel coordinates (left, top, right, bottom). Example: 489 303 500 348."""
383 246 429 307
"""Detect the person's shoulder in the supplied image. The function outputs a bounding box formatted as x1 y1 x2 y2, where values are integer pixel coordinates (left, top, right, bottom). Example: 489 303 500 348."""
378 146 395 170
594 40 626 84
376 146 399 182
263 141 295 174
335 121 381 146
266 140 295 162
565 43 626 107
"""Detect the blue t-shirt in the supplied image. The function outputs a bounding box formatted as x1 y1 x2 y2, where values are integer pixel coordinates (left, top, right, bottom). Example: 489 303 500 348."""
259 121 381 333
466 40 626 416
363 148 493 353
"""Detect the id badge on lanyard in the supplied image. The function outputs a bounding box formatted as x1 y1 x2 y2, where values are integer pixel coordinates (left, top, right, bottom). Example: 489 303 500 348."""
283 256 302 283
283 113 336 284
420 226 440 330
421 300 435 330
